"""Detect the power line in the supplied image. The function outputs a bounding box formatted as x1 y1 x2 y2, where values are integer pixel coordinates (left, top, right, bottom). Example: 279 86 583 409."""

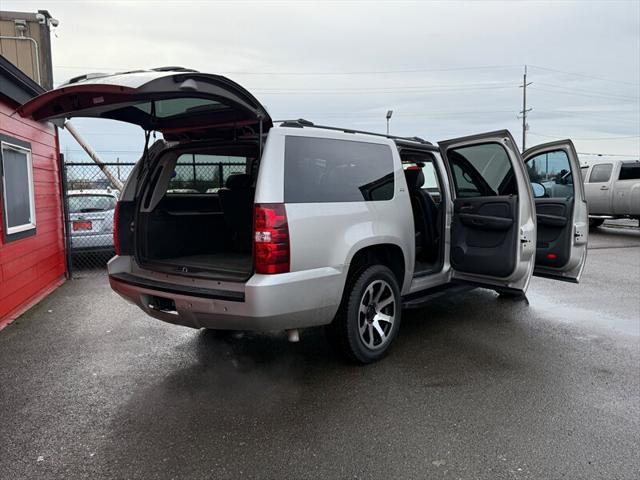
253 81 515 92
534 82 639 101
256 85 517 96
536 108 640 118
52 63 639 87
529 132 640 140
54 64 522 76
530 86 639 102
528 64 640 87
530 109 640 128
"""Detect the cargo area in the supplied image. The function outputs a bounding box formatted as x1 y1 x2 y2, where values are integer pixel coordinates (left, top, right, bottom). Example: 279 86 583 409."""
135 144 258 281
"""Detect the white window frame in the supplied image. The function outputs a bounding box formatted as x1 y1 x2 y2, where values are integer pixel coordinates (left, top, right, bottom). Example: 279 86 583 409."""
1 140 37 235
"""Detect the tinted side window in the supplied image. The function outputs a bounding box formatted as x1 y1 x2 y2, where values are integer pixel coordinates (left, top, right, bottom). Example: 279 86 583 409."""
525 150 574 198
284 136 394 203
448 143 516 198
589 164 613 183
451 162 482 197
618 163 640 180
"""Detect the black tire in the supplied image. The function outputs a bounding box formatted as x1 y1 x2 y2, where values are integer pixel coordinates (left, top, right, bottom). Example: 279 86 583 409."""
589 218 605 228
496 290 527 300
326 265 402 364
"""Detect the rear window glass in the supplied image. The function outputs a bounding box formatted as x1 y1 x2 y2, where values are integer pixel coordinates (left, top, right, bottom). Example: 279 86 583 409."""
133 98 227 118
284 136 394 203
167 154 247 194
589 163 613 183
69 195 116 213
618 163 640 180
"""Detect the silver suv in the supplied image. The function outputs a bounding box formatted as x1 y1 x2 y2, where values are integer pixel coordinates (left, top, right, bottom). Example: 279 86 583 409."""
20 68 589 363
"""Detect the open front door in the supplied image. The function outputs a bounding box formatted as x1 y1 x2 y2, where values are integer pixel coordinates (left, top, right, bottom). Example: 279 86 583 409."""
439 130 536 292
523 140 588 282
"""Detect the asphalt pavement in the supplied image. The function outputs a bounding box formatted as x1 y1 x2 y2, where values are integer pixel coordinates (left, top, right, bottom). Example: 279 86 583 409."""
1 223 638 479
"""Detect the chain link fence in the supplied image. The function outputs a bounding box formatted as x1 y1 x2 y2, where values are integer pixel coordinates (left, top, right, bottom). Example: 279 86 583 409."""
61 161 134 278
62 157 247 278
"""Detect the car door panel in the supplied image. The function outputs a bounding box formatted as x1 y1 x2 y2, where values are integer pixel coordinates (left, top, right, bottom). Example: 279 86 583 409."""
452 196 518 277
534 199 572 267
523 140 588 282
439 130 536 292
458 212 513 231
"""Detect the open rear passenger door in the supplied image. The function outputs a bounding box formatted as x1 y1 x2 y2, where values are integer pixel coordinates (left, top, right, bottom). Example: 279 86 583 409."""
523 140 588 282
439 130 536 292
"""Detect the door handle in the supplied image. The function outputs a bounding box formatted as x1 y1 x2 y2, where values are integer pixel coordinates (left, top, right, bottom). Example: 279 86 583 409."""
600 185 609 190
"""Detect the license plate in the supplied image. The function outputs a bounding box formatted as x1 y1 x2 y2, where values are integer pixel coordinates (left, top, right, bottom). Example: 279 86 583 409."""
73 220 92 231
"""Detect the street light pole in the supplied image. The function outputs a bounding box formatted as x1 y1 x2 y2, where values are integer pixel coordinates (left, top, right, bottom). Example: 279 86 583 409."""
386 110 393 135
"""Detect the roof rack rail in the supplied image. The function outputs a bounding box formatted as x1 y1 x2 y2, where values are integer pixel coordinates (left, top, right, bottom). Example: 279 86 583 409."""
274 118 433 145
151 66 199 73
66 72 112 84
65 67 200 85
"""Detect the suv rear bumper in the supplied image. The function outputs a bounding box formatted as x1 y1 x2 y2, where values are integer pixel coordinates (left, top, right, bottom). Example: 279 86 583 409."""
108 266 345 331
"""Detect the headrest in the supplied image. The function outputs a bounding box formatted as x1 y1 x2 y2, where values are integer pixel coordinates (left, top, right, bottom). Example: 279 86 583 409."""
225 173 252 189
404 168 425 190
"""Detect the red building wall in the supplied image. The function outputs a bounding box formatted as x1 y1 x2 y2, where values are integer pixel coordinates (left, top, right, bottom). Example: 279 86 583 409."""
0 97 66 328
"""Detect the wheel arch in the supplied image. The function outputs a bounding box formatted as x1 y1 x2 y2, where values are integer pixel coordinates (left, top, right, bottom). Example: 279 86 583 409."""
345 242 408 293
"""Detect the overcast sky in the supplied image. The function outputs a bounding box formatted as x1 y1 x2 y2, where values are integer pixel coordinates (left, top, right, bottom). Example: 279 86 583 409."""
5 0 640 164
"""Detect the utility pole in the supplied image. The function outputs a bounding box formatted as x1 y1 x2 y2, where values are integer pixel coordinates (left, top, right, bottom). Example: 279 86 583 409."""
64 121 124 191
519 65 532 152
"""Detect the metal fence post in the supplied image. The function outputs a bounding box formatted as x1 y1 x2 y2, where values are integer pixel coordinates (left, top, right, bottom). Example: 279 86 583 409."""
59 154 74 279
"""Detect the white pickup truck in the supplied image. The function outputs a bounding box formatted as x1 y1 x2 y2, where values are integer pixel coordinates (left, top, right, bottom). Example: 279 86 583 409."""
581 160 640 227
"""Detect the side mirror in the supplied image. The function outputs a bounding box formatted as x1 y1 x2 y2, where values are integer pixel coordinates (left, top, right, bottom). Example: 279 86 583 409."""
531 182 546 198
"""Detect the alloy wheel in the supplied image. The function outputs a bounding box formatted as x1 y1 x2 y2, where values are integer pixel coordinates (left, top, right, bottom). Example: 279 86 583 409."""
357 279 396 350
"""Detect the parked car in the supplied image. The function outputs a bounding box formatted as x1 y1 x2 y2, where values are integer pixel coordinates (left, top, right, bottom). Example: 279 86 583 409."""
67 189 119 253
580 160 640 227
19 68 589 363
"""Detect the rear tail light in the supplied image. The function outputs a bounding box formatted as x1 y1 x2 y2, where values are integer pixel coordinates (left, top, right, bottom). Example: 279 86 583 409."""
113 201 120 255
254 203 290 274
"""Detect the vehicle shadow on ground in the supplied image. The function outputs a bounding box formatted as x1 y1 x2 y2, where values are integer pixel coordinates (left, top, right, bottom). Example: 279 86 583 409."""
590 225 640 244
157 288 534 393
95 289 565 477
